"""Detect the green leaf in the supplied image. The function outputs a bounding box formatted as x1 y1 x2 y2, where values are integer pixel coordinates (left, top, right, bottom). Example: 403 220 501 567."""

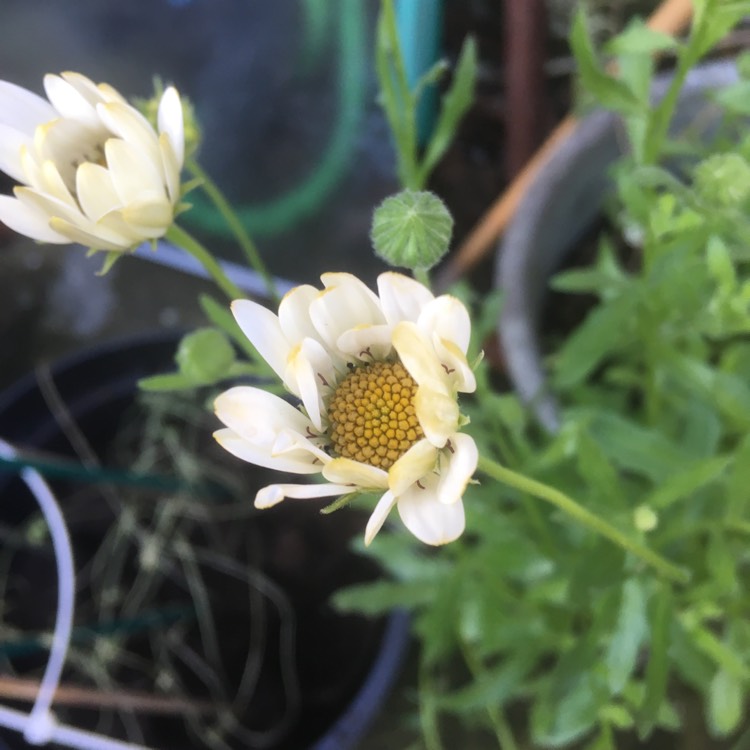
332 579 434 615
708 669 744 737
417 36 477 186
604 20 678 57
553 294 639 388
728 434 750 519
437 649 537 713
137 372 198 392
570 7 642 115
681 616 750 681
605 579 649 695
376 0 418 187
585 411 691 483
532 673 604 747
645 455 730 510
638 584 672 737
706 531 738 596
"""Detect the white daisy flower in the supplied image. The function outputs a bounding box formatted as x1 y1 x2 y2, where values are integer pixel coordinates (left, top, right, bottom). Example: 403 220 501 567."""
0 71 184 251
214 271 479 546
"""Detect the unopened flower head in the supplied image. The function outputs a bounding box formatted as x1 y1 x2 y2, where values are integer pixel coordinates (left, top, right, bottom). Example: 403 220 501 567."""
213 271 478 546
0 72 184 252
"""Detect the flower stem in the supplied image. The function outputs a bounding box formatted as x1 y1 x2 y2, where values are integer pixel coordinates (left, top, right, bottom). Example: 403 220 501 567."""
165 224 243 301
477 455 690 584
187 159 279 302
414 267 431 289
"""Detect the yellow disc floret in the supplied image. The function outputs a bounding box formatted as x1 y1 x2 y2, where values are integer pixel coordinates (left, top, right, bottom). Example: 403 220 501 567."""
327 361 424 469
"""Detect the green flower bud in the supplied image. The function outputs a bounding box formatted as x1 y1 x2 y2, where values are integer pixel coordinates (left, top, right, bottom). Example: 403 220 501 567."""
693 153 750 210
176 328 235 385
371 189 453 271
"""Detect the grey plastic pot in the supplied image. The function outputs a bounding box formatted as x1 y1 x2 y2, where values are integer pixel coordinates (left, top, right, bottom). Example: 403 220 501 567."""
495 60 739 432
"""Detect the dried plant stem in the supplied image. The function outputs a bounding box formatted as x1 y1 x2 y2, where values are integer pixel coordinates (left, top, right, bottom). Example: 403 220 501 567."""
438 0 695 287
0 676 214 716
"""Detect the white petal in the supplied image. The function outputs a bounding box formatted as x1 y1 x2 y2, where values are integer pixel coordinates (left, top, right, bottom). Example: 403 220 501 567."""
415 385 459 449
158 132 181 204
336 324 393 361
388 439 438 496
214 386 311 442
272 427 331 465
322 457 389 489
392 321 450 394
397 479 465 545
0 194 69 243
105 138 166 204
279 284 324 342
437 434 478 504
311 275 385 352
255 482 351 509
365 490 398 546
214 429 321 474
157 86 184 167
283 338 335 430
0 80 56 132
418 295 472 354
377 272 434 325
17 188 130 248
231 299 289 380
43 74 98 127
0 123 32 182
61 72 122 106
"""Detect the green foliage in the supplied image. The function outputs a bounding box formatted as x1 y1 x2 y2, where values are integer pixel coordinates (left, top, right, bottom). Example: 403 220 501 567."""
375 0 476 190
336 4 750 748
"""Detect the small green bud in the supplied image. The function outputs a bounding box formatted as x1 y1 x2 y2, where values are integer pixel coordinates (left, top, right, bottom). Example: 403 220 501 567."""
371 189 453 271
693 153 750 210
634 504 658 533
176 328 235 385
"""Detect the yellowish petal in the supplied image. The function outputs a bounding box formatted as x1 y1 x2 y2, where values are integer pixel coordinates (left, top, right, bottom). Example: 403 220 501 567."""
415 385 459 448
392 321 449 393
388 439 438 496
322 457 389 489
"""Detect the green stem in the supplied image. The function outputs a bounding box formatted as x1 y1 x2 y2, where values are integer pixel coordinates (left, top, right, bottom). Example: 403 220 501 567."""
418 661 444 750
186 159 278 302
477 455 689 584
460 640 520 750
165 224 243 301
414 266 431 288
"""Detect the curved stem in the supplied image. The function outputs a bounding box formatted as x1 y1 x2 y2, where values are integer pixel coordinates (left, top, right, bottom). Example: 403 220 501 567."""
477 455 689 584
186 159 278 302
165 224 243 301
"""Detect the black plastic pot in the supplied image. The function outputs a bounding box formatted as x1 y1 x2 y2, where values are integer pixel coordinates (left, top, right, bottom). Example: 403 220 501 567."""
0 331 410 750
495 60 739 432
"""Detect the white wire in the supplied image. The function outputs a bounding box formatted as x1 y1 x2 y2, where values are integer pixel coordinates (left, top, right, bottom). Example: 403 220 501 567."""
0 437 153 750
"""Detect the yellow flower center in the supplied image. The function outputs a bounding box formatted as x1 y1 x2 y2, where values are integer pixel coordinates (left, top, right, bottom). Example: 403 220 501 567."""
327 361 424 470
